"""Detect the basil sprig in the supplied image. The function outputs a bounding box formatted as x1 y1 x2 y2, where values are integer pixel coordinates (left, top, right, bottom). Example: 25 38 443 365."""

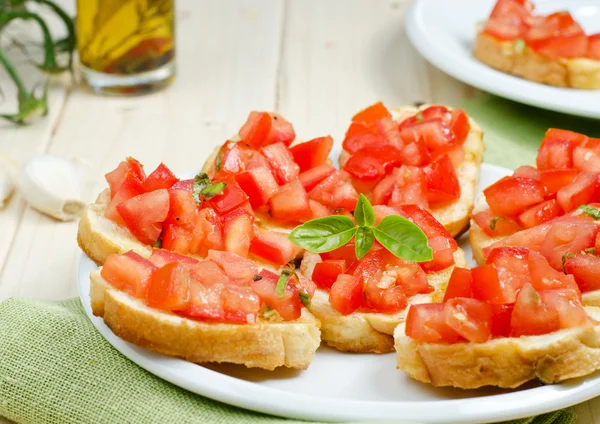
288 194 433 262
192 172 226 205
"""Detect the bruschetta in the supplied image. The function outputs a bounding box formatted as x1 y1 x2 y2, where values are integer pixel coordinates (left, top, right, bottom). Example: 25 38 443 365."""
395 245 600 389
473 0 600 89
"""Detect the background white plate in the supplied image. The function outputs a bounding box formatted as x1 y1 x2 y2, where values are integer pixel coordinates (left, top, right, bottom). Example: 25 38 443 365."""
405 0 600 119
78 163 600 423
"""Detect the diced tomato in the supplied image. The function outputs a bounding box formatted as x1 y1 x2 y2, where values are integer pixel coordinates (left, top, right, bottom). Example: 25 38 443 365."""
171 179 193 191
161 223 193 254
537 129 588 170
483 0 531 41
565 253 600 293
329 274 364 315
342 122 385 154
146 262 191 311
101 252 157 298
166 187 196 228
206 250 258 285
148 249 199 268
364 280 408 313
525 11 584 44
207 176 250 216
351 101 391 125
371 174 396 205
312 260 347 290
298 164 336 191
472 264 508 304
490 304 513 337
518 199 563 228
541 221 598 271
222 285 262 323
296 272 317 298
375 117 404 149
105 157 145 199
400 139 431 167
423 236 456 272
513 165 540 180
573 147 600 173
532 34 589 58
510 283 560 337
539 289 591 329
187 260 229 286
268 180 311 223
557 172 600 212
235 167 279 208
343 146 404 181
320 241 357 264
143 163 179 191
116 189 170 245
444 298 492 343
189 208 224 257
290 136 333 172
309 170 359 211
405 303 463 343
485 247 530 302
308 200 332 219
253 270 303 321
389 166 429 208
399 118 456 152
484 176 544 216
221 209 254 257
473 209 522 237
238 112 296 148
443 268 472 301
423 154 460 205
590 34 600 60
218 141 271 175
261 142 300 185
449 109 470 143
528 251 579 293
540 168 579 196
249 226 301 265
104 173 146 225
181 280 225 322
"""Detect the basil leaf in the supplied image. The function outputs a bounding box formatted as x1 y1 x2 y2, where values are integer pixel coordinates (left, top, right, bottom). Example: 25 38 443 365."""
201 181 226 199
276 269 293 297
562 252 576 273
577 204 600 220
355 227 374 260
215 148 223 172
289 216 357 253
299 292 311 307
373 216 433 262
153 237 162 248
192 172 211 204
585 247 597 255
354 193 375 227
489 216 506 231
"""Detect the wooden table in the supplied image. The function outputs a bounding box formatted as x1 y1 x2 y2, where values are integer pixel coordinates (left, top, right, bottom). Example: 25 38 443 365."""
0 0 597 422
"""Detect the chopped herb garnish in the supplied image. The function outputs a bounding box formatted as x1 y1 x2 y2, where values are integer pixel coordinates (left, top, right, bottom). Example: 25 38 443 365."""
299 292 311 307
201 181 226 199
192 172 226 205
490 216 506 231
514 38 526 53
415 111 424 122
276 269 293 297
562 252 576 273
585 248 597 255
153 237 162 248
215 149 223 172
577 205 600 220
263 306 277 319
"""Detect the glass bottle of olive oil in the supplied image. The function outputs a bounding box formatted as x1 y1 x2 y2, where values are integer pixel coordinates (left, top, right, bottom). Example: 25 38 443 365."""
76 0 175 95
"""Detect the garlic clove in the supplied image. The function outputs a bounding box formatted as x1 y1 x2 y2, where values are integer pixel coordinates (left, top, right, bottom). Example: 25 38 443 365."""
0 154 17 209
18 155 86 221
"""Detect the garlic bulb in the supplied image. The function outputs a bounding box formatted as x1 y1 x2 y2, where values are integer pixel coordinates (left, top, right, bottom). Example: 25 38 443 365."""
18 155 86 221
0 154 17 209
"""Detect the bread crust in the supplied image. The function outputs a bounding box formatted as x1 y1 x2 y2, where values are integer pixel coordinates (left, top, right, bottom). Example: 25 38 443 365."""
301 250 468 353
339 105 485 238
394 307 600 389
91 273 321 370
473 32 600 89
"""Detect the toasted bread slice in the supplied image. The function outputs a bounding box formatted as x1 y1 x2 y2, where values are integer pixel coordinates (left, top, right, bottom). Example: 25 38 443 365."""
90 271 320 370
473 32 600 89
299 250 468 353
394 307 600 389
339 105 485 238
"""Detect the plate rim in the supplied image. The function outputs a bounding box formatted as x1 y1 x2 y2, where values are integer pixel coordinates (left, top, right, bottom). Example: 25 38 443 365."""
405 0 600 119
77 163 600 423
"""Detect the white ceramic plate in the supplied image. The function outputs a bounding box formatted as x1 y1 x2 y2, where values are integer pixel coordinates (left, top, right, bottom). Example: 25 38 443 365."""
77 163 600 423
405 0 600 119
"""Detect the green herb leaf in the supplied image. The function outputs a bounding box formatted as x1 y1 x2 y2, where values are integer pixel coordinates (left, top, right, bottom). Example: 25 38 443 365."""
288 216 357 253
373 216 433 262
585 247 597 255
562 252 576 273
490 216 506 231
577 204 600 220
192 172 226 204
153 237 162 248
415 111 424 122
276 269 293 297
514 38 526 54
354 193 375 227
299 292 311 307
263 306 276 319
201 182 226 199
355 227 374 260
215 148 223 172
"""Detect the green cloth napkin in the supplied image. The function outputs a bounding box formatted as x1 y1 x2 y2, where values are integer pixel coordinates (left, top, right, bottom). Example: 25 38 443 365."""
0 298 578 424
0 93 593 424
